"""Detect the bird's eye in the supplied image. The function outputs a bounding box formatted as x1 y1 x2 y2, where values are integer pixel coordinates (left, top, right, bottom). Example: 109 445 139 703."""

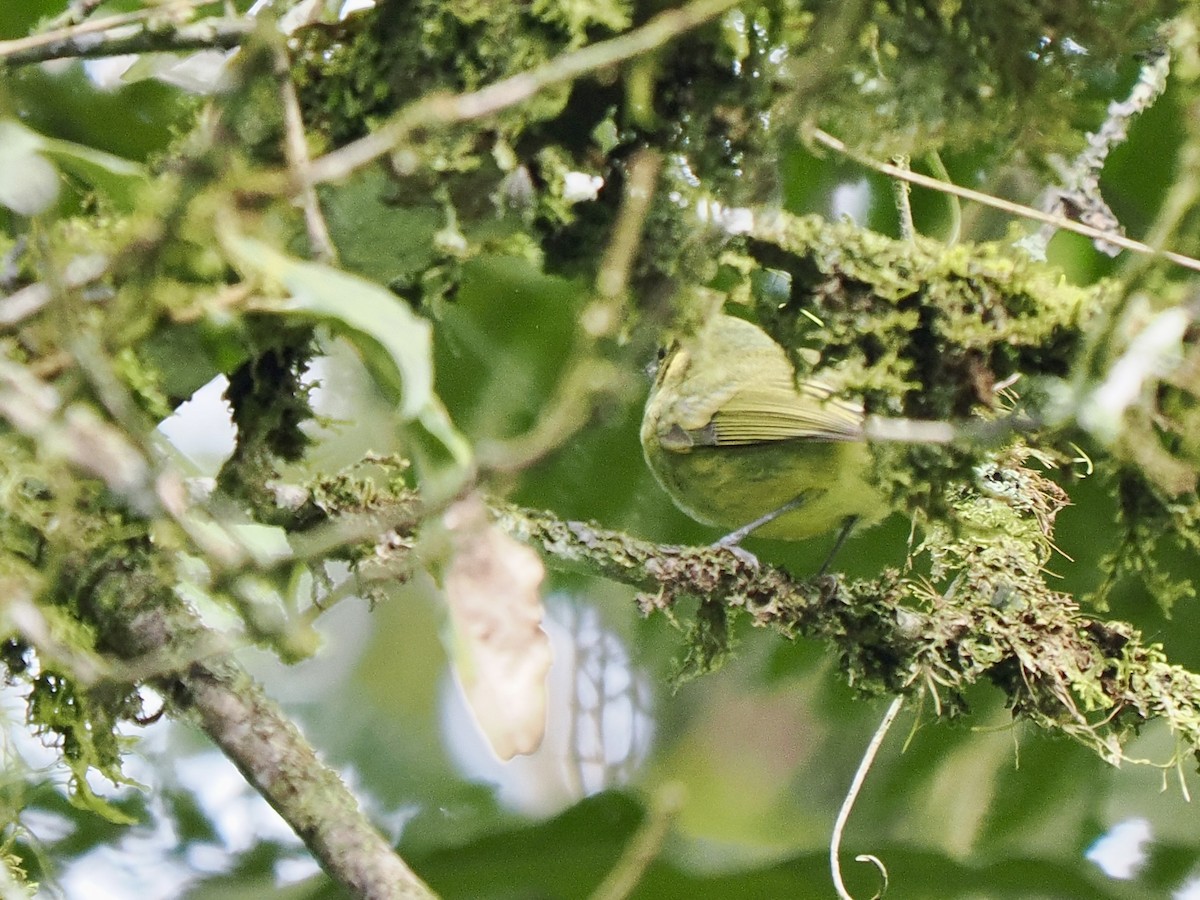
645 345 670 381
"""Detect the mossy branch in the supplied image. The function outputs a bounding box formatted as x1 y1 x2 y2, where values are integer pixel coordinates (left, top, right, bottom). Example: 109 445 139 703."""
0 359 433 897
3 0 1197 888
304 0 741 184
496 490 1200 765
89 557 437 899
0 15 253 67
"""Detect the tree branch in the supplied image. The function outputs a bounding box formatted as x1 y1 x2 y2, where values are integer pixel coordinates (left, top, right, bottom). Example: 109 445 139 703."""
180 662 435 899
0 16 252 67
97 578 437 900
497 502 1200 763
810 127 1200 276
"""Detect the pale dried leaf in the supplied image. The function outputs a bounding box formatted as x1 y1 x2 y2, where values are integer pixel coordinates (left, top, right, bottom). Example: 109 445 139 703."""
443 495 549 760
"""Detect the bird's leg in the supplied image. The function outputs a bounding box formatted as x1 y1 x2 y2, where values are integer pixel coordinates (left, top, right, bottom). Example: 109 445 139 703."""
817 516 859 577
714 491 812 552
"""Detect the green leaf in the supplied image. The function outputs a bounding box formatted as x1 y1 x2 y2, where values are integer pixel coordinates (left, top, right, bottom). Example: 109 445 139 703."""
0 120 60 215
221 231 472 498
38 135 145 213
222 232 434 419
318 167 442 285
0 119 146 214
402 791 1138 900
404 791 644 899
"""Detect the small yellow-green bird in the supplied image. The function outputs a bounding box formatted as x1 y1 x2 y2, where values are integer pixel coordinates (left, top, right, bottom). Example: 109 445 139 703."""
640 312 887 543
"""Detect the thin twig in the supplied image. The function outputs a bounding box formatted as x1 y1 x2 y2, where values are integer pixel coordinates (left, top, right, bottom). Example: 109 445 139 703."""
474 358 630 473
305 0 740 185
1033 47 1170 257
830 697 902 900
43 0 110 30
276 45 337 263
0 15 253 67
596 150 663 302
589 784 685 900
889 154 914 241
810 128 1200 275
6 2 205 57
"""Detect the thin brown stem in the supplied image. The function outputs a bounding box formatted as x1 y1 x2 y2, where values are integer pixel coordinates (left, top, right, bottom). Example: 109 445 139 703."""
0 15 252 66
831 697 901 900
810 128 1200 276
276 45 337 263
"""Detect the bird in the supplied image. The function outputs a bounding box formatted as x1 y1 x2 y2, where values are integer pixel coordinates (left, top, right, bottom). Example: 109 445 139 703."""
640 312 887 548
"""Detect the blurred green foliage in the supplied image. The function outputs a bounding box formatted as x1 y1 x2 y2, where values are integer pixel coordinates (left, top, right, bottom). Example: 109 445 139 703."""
4 0 1200 898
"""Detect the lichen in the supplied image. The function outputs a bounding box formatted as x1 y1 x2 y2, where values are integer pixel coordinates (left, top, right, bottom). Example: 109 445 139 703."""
502 451 1200 764
216 324 317 518
0 453 157 822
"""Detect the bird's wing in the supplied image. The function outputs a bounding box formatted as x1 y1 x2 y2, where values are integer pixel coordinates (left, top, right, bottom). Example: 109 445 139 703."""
704 381 865 445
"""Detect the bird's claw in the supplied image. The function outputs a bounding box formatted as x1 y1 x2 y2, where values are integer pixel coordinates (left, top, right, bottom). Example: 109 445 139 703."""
712 538 760 570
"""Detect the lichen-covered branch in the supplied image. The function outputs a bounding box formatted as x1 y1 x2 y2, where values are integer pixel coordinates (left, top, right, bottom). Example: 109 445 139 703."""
91 559 437 900
0 16 252 67
1034 46 1171 256
497 488 1200 765
0 351 432 897
4 0 1200 890
181 664 434 899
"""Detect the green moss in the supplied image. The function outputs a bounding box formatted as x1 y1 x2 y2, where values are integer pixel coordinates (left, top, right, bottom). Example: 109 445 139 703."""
27 671 141 824
731 211 1100 519
216 324 317 517
0 454 165 823
749 213 1096 406
292 1 629 148
673 597 734 684
111 347 171 422
1090 468 1200 614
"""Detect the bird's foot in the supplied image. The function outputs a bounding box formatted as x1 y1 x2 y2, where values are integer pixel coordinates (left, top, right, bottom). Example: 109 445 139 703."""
711 535 760 570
